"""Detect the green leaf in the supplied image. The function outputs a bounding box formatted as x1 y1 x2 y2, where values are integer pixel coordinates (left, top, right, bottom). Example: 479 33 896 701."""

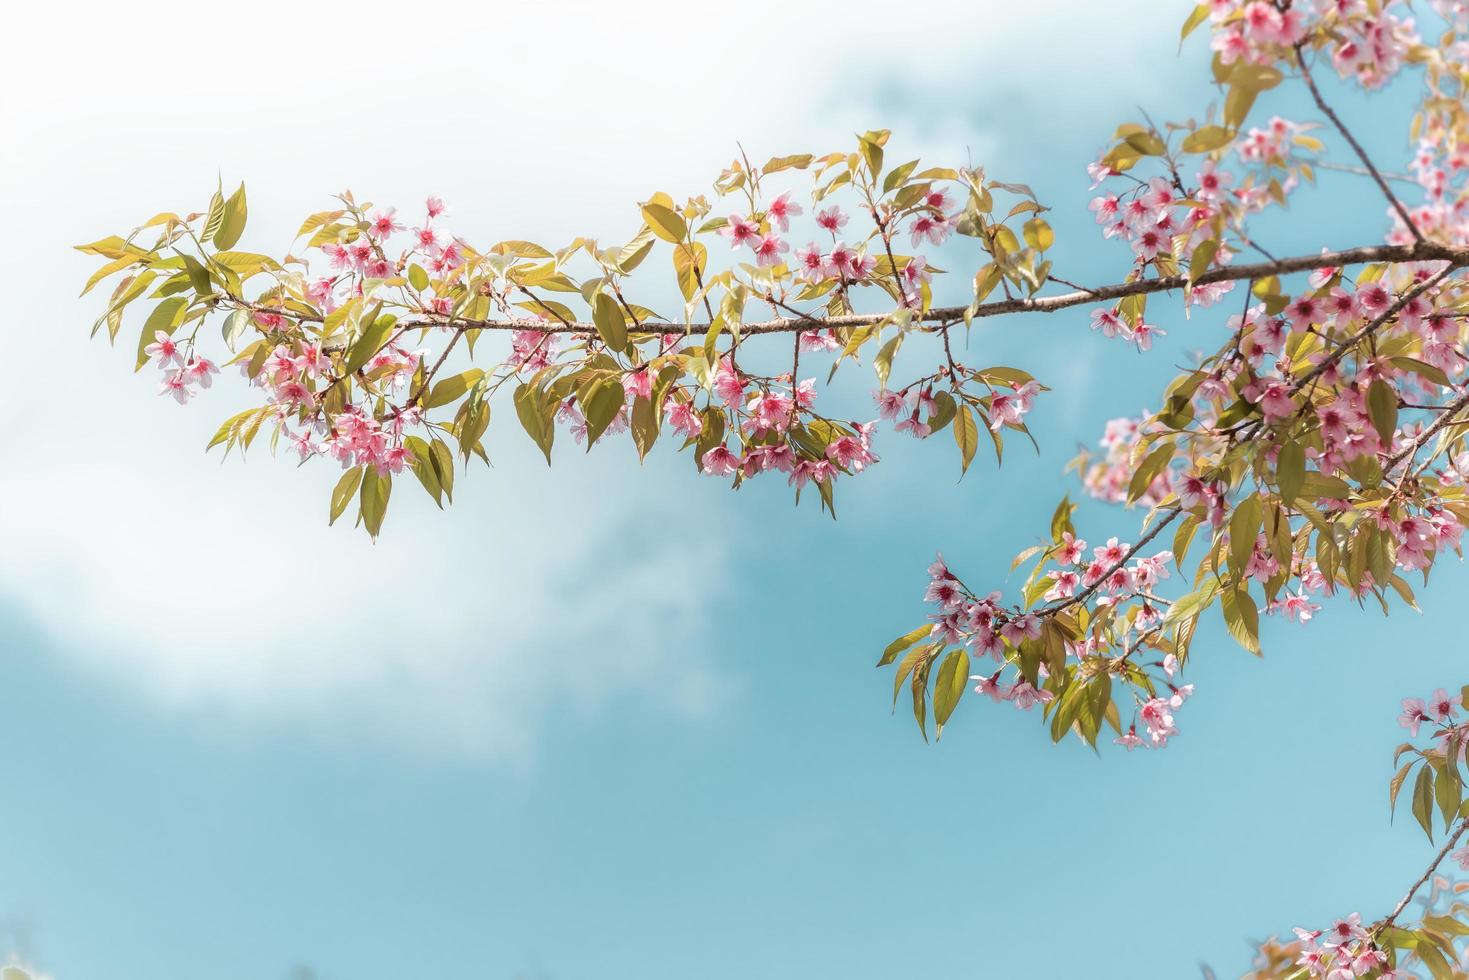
859 133 884 181
954 404 979 475
1299 470 1353 499
408 263 430 292
1417 939 1455 980
673 242 706 303
135 296 188 370
430 438 456 502
1124 131 1167 156
580 378 625 447
873 333 902 389
424 369 485 409
1164 578 1222 626
881 158 919 194
879 625 931 667
514 383 554 464
1390 759 1417 814
640 202 687 244
1277 441 1305 504
1368 378 1399 443
1229 492 1262 577
932 648 970 736
221 309 250 352
1022 217 1054 252
1181 125 1233 153
630 394 658 461
1188 238 1220 284
928 390 957 434
330 466 364 525
893 645 929 709
201 186 226 242
1229 63 1284 92
1127 443 1173 503
358 468 391 539
592 292 628 352
1436 759 1463 829
1223 85 1258 129
343 309 393 375
1413 762 1436 841
1219 585 1260 655
213 182 248 249
183 253 212 296
1180 3 1210 43
405 436 443 507
761 153 813 174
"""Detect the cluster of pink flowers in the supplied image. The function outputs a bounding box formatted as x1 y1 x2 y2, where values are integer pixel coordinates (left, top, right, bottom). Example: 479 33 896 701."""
316 405 418 475
145 330 218 404
1114 658 1194 751
1207 0 1419 90
916 542 1192 747
1399 687 1463 737
1392 138 1469 246
1039 533 1174 605
1235 116 1305 169
1289 915 1393 978
1209 0 1309 66
1090 171 1230 275
699 403 879 490
872 381 1040 439
746 191 953 303
509 328 558 372
1077 416 1178 506
320 196 462 288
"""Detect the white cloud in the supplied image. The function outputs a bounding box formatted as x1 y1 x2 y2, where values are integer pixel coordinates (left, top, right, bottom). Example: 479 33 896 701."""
0 0 1183 756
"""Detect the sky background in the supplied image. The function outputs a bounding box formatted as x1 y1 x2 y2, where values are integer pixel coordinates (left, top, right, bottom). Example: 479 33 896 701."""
1 1 1464 977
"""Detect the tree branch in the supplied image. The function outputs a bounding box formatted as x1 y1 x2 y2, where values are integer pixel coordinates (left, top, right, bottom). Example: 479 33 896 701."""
222 241 1469 339
1380 816 1469 932
1295 43 1425 243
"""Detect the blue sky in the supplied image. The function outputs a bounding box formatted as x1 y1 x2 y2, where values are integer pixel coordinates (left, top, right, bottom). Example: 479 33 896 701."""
2 2 1463 977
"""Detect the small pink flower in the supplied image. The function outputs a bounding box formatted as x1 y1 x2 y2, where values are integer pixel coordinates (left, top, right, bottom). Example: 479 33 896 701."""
158 371 190 404
719 214 761 250
765 191 804 231
701 445 739 476
185 356 219 389
621 368 653 401
144 331 182 369
368 208 404 240
752 233 789 267
815 206 848 233
1430 687 1462 722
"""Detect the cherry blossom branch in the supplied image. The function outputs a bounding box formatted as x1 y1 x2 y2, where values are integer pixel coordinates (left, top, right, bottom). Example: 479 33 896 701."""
215 241 1469 339
1294 42 1425 243
1385 387 1469 473
1290 261 1462 392
1043 507 1183 616
1380 816 1469 932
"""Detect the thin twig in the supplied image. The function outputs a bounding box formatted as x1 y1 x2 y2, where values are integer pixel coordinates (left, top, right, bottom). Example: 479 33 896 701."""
1045 508 1184 617
1379 816 1469 932
1295 43 1425 242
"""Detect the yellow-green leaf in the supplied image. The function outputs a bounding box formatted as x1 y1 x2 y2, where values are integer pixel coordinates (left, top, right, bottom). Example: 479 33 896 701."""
640 202 687 244
214 183 248 249
592 292 628 352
